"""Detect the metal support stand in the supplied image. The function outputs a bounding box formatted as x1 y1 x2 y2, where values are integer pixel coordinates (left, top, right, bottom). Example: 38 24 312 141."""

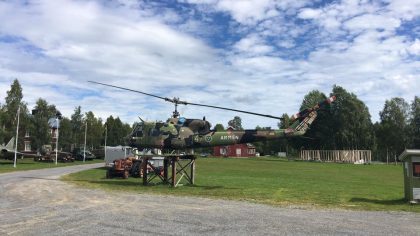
141 155 196 187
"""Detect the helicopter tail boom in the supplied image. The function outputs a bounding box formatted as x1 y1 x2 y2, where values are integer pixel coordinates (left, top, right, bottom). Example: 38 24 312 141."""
287 96 335 135
290 96 335 122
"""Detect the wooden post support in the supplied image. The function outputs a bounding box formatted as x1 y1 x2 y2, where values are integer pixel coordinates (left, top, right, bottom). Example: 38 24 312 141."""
190 158 195 185
171 156 177 187
163 158 169 183
142 157 148 186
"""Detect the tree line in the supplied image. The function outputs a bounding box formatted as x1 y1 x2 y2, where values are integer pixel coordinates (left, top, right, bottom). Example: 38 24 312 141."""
0 79 132 152
221 85 419 161
1 79 419 161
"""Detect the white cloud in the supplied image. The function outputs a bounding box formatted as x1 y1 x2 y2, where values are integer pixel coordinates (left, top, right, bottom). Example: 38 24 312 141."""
215 0 276 24
298 8 322 20
408 39 420 55
233 34 274 55
386 0 420 20
0 0 419 129
344 14 401 32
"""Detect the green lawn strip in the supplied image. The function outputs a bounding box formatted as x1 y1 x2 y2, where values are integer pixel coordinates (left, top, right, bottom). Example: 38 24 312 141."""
0 158 104 173
62 157 420 212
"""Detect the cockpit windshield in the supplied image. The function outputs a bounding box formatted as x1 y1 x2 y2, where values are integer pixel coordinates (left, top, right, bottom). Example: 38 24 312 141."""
132 123 144 137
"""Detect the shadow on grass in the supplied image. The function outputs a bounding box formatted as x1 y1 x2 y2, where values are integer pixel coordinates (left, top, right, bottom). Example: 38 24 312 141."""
183 184 242 190
95 167 108 170
350 197 406 206
68 167 240 190
68 177 239 191
252 159 288 163
87 180 147 187
0 161 37 165
20 176 60 181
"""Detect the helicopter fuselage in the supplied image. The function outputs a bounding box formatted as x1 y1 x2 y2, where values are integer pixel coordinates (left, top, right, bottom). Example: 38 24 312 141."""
128 114 310 150
129 128 303 150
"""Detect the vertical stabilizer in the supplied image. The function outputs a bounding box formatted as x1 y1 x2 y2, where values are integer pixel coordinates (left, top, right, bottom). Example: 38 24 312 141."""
288 96 335 133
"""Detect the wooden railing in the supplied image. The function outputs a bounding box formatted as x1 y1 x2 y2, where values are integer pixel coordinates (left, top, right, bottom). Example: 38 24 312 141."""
299 150 371 163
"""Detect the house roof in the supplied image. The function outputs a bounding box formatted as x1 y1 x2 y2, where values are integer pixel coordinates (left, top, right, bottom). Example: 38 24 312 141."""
398 149 420 161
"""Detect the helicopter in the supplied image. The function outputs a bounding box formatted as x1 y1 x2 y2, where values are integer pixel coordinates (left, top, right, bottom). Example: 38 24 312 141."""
89 81 335 151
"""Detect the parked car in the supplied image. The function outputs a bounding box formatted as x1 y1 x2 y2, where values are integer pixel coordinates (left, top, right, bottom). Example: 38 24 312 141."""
73 150 96 161
34 151 75 163
91 148 105 159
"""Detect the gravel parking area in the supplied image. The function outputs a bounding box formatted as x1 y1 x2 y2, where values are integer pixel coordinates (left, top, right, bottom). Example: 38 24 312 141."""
0 164 419 235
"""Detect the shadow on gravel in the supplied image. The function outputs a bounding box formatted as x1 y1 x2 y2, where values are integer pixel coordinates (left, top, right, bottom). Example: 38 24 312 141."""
350 197 406 205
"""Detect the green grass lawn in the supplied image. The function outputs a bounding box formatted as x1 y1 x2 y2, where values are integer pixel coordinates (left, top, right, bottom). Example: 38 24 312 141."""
62 157 420 212
0 158 104 173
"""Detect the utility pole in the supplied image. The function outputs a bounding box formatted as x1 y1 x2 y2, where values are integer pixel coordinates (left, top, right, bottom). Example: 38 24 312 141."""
83 120 87 162
13 106 20 168
55 111 62 165
104 124 107 162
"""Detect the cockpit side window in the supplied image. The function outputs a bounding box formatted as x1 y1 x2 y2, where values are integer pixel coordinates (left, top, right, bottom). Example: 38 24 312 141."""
134 130 143 137
133 125 144 137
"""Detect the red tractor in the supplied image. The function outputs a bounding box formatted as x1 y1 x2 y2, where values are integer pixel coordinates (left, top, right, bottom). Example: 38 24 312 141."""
106 157 135 179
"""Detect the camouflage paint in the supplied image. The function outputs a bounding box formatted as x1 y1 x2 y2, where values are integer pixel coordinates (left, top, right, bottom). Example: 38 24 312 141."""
128 110 317 150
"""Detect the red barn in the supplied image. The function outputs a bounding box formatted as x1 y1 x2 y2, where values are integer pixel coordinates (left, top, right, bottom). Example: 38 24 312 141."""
213 143 256 157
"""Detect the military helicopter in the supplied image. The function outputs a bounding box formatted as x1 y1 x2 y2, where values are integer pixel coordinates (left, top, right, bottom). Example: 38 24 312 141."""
89 81 335 151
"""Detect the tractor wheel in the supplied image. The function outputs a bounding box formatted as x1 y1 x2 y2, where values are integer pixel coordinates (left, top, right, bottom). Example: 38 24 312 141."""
123 170 129 179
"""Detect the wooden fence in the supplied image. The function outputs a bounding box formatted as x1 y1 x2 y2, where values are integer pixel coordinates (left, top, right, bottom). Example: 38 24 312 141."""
299 150 371 163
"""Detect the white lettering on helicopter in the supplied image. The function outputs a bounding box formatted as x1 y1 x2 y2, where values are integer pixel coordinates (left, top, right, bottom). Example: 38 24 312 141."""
221 135 239 140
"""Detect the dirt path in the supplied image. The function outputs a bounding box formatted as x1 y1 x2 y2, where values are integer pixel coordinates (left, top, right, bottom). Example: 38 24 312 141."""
0 164 419 235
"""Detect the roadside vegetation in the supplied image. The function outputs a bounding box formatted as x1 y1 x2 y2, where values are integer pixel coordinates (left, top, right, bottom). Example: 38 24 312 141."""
63 157 419 213
0 158 103 173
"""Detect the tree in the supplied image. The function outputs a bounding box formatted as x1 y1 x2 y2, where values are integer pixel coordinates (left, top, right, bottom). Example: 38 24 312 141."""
410 96 420 148
105 116 131 146
214 123 225 131
277 113 291 154
1 79 30 147
84 111 103 149
278 113 290 129
0 105 5 143
70 106 84 148
31 98 57 152
376 97 410 161
228 116 243 130
58 117 73 151
328 85 374 150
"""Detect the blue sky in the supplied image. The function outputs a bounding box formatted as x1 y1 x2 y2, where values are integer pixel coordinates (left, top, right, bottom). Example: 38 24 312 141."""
0 0 419 128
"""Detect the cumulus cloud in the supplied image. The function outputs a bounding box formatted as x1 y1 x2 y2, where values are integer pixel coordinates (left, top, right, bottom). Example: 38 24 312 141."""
0 0 419 129
298 8 322 19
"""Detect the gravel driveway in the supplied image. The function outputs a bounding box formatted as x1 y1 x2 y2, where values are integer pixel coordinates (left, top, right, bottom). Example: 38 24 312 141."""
0 164 419 236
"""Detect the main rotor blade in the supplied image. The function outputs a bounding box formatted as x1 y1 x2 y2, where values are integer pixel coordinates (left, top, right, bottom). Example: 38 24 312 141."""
89 81 283 120
88 81 173 102
184 102 283 120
